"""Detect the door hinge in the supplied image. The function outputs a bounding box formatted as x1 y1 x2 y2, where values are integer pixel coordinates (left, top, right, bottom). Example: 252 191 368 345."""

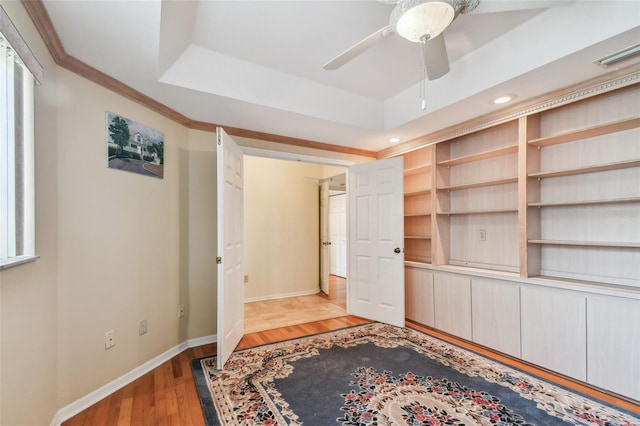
216 257 222 264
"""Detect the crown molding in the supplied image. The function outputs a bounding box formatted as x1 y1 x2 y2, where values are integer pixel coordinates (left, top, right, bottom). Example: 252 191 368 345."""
20 0 377 158
378 65 640 159
21 0 638 161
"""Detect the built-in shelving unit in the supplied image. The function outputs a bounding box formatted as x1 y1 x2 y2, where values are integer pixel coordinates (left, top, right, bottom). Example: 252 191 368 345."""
433 121 520 272
395 76 640 404
395 83 640 283
402 146 432 263
523 85 640 286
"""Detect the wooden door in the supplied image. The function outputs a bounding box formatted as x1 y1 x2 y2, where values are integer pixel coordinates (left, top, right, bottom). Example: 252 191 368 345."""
320 180 330 294
348 157 405 327
216 128 244 369
330 193 347 277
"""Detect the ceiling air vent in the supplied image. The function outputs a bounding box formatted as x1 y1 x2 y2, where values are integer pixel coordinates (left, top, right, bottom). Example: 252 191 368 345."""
594 43 640 69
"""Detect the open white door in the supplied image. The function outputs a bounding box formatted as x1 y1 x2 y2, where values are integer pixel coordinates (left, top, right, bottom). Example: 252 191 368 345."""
330 194 347 278
216 128 244 369
348 157 405 327
320 180 330 295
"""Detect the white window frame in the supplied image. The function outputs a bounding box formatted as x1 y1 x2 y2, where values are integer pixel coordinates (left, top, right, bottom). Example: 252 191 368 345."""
0 5 42 270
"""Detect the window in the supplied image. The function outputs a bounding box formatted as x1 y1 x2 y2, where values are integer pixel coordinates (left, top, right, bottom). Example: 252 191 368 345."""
0 6 42 269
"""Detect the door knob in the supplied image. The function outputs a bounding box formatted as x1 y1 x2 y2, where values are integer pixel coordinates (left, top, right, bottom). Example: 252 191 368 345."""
394 247 401 254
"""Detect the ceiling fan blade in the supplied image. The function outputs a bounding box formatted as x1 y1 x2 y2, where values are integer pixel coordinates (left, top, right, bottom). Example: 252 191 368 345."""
323 25 394 70
421 33 450 80
466 0 576 14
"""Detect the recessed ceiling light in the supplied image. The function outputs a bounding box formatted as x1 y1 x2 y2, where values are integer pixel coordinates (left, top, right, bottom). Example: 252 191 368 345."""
492 95 515 105
388 137 401 143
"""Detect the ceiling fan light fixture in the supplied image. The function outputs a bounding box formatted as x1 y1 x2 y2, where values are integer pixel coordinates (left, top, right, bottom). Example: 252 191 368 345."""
391 0 457 43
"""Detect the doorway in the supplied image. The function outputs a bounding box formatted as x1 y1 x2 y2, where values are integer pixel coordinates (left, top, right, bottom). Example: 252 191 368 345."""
242 154 348 333
219 142 405 365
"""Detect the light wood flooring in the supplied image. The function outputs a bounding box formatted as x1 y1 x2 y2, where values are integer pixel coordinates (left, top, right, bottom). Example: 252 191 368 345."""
61 274 640 425
244 275 347 333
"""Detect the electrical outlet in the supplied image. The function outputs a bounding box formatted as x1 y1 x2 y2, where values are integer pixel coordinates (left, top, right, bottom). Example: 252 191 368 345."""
139 319 148 335
244 275 249 283
178 303 185 318
479 229 487 241
105 330 115 349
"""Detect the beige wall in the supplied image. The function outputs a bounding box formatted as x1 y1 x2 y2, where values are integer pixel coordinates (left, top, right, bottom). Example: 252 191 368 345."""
0 3 370 424
54 66 188 406
0 2 218 424
243 157 342 300
184 130 218 340
243 158 349 301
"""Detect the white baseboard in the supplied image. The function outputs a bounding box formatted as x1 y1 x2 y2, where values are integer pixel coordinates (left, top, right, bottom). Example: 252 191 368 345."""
49 333 217 426
244 288 320 303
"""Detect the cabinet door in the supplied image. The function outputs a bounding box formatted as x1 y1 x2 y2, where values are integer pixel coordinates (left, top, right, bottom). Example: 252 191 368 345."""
587 295 640 401
405 267 434 327
434 273 472 340
521 286 586 380
471 278 521 358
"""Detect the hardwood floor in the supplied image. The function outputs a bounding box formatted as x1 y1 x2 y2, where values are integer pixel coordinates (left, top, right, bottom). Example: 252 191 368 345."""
320 274 347 308
244 275 347 333
61 316 370 426
62 276 640 424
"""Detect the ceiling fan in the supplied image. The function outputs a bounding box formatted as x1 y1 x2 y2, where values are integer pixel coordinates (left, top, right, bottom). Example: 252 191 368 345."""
323 0 575 80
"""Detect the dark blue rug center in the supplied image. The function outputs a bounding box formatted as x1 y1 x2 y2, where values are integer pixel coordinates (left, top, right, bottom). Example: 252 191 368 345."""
272 342 563 425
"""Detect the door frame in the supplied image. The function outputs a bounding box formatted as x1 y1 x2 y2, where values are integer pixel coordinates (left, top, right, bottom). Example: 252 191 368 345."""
237 146 354 301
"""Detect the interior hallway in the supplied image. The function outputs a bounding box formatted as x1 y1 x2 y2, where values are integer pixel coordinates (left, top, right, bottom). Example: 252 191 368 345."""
244 275 347 333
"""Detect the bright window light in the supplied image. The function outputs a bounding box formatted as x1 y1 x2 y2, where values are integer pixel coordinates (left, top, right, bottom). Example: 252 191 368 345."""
0 7 42 269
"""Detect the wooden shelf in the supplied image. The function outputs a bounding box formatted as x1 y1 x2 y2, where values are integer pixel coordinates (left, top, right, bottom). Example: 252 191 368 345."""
405 189 431 196
437 145 518 167
437 209 518 216
404 212 431 217
529 197 640 208
528 239 640 248
405 235 431 240
528 159 640 179
528 117 640 147
405 256 431 263
438 177 518 191
404 164 431 176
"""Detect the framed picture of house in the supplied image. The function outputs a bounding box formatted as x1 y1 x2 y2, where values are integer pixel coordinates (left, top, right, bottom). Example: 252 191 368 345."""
106 112 164 179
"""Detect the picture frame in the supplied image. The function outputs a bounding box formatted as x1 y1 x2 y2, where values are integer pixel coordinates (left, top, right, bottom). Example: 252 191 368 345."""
106 112 164 179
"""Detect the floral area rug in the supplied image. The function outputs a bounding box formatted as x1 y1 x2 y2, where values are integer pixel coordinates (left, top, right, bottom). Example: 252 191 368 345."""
191 323 639 425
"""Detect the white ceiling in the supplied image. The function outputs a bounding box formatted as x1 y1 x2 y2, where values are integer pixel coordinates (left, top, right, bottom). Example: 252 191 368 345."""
42 0 640 152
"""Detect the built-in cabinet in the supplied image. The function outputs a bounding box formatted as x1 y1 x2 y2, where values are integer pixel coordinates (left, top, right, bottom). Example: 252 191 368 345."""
586 295 640 400
433 273 472 340
471 278 520 358
397 79 640 402
520 286 587 381
405 267 640 401
404 267 434 327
